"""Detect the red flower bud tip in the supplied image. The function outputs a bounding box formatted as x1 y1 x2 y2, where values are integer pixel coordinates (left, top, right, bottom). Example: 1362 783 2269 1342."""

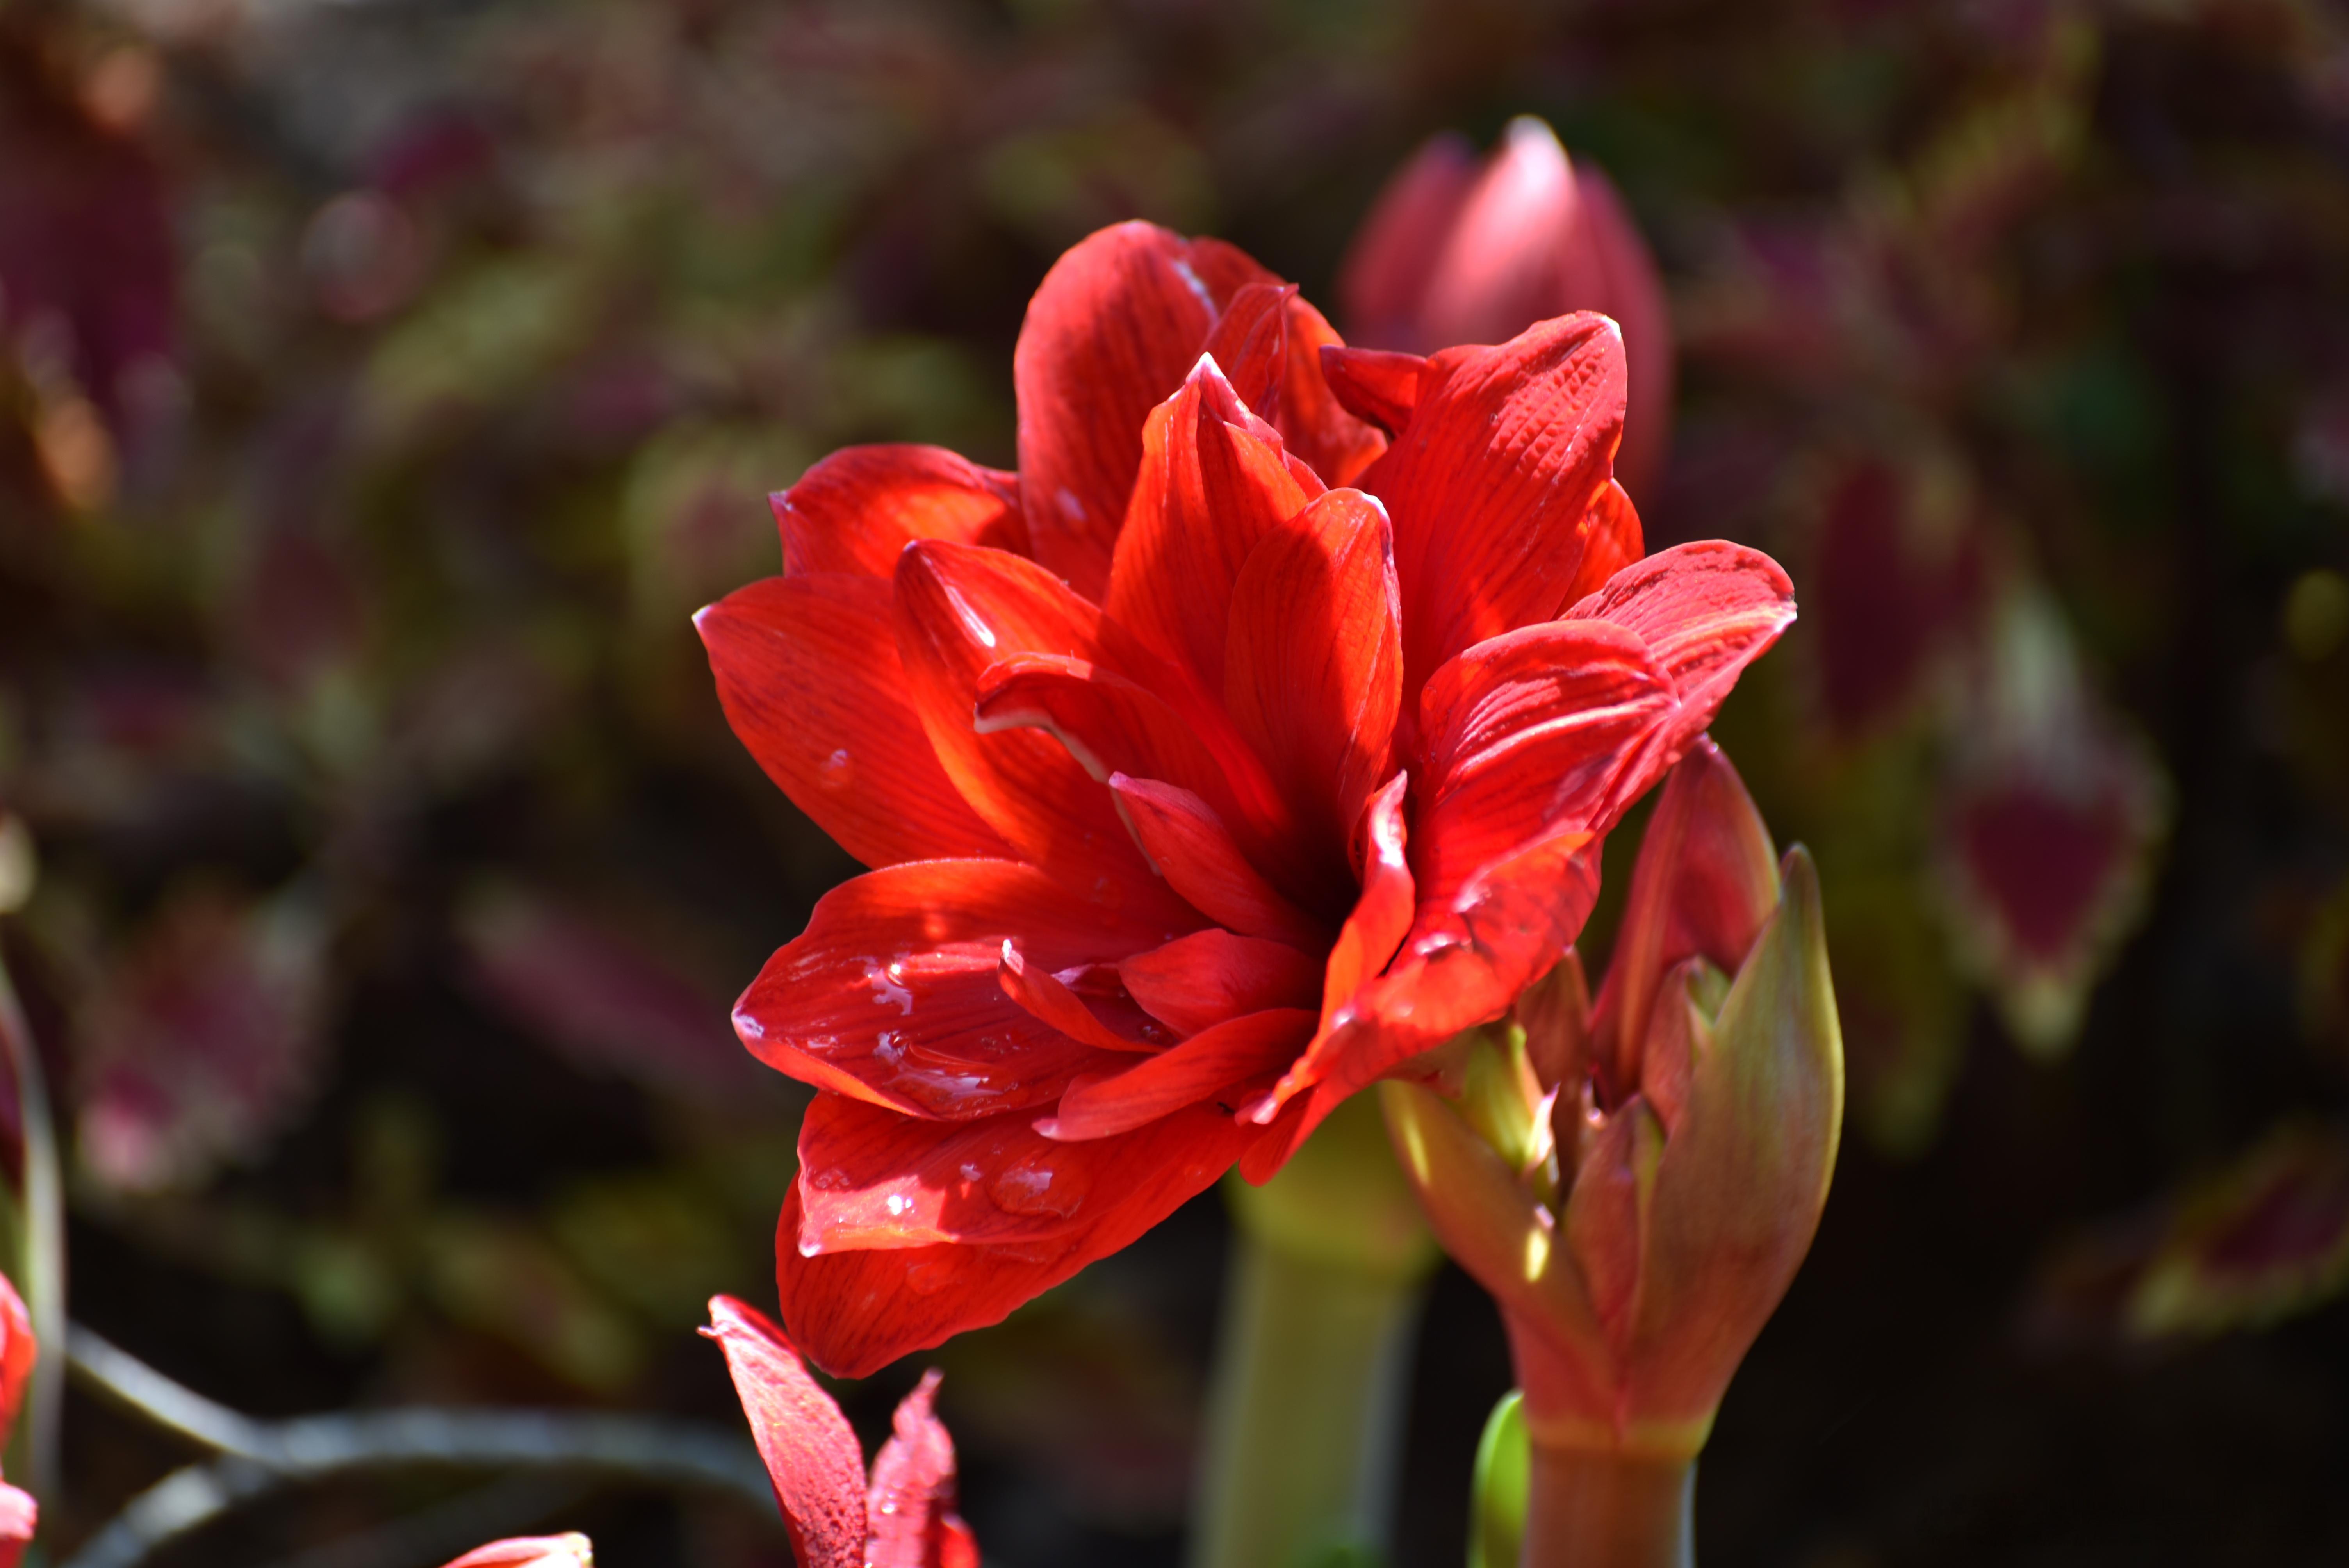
1340 117 1675 501
1382 739 1842 1459
441 1534 593 1568
702 1295 979 1568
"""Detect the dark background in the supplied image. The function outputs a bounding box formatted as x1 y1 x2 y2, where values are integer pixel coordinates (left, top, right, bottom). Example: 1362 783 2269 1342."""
1 0 2345 1563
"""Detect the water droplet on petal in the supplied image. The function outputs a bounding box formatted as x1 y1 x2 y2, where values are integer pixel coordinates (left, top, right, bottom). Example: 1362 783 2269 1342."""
988 1153 1086 1219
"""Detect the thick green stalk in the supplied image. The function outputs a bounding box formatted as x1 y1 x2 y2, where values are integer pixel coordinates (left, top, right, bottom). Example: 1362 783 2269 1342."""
1519 1447 1694 1568
1188 1093 1436 1568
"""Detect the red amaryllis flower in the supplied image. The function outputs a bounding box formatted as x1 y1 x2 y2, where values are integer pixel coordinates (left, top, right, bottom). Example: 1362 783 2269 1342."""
698 220 1793 1376
1338 118 1674 501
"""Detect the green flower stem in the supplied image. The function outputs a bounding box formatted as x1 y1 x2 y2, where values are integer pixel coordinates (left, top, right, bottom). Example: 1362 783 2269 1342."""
1520 1447 1694 1568
1189 1093 1437 1568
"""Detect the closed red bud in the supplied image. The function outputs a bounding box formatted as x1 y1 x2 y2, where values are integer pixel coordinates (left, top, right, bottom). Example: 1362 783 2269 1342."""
1382 739 1842 1460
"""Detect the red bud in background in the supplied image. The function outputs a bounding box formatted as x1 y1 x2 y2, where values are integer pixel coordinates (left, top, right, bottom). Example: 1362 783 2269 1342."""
441 1536 593 1568
1340 118 1674 502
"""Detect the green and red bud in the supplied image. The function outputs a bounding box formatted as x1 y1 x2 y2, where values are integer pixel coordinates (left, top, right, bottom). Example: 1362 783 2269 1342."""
1383 738 1843 1463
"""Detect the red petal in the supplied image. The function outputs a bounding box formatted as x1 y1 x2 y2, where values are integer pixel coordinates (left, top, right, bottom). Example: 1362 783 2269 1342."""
1271 294 1388 487
1558 480 1644 613
866 1368 976 1568
1105 357 1315 698
999 939 1164 1054
1105 775 1329 950
893 541 1200 927
799 1094 1084 1252
0 1482 34 1568
1041 1009 1316 1140
1337 132 1479 349
776 445 1027 580
1362 315 1630 701
1564 539 1797 797
1200 282 1293 419
1411 619 1674 917
0 1273 31 1443
1317 344 1429 436
1588 738 1779 1092
1245 774 1415 1145
1318 773 1417 1028
973 652 1272 843
440 1537 591 1568
775 1105 1262 1377
698 575 1011 870
702 1294 868 1568
1224 487 1404 875
1014 222 1275 598
1253 628 1670 1130
734 861 1172 1120
1117 930 1324 1036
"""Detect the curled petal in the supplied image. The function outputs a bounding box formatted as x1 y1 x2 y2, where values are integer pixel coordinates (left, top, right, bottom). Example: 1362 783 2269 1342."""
1317 345 1430 437
1107 775 1328 950
998 939 1164 1054
1565 539 1798 789
734 861 1173 1120
698 575 1011 869
1042 1009 1317 1141
775 445 1026 580
1118 929 1324 1037
1413 620 1674 918
1014 222 1275 597
702 1295 867 1568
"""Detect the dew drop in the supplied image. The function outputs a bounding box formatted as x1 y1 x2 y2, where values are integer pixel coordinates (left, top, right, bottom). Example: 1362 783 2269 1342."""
988 1155 1086 1219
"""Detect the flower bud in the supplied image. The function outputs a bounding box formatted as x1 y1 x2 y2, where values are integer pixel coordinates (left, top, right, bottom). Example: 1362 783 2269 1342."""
1381 739 1842 1459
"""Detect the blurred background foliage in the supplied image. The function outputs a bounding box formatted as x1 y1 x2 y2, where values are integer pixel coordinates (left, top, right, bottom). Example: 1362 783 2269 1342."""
0 0 2346 1562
